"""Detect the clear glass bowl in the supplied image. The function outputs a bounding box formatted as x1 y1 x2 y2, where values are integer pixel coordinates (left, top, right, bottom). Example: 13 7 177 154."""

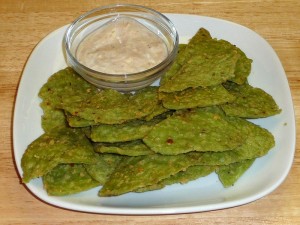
64 4 179 91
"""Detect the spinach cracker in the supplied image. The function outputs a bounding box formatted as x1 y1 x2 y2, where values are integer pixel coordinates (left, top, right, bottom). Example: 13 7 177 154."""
90 115 164 143
62 86 159 124
99 153 204 196
216 159 255 187
38 67 99 131
143 108 247 155
43 164 100 196
160 85 235 110
21 128 96 183
160 35 239 92
221 82 281 118
94 140 154 156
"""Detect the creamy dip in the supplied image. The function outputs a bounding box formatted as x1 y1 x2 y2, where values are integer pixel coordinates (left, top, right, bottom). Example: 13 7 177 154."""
76 17 168 74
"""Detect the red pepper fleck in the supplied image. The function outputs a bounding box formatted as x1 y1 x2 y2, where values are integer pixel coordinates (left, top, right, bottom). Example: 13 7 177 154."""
167 138 174 144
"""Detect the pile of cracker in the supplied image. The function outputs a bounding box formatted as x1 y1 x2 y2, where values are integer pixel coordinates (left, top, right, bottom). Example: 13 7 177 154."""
21 28 281 197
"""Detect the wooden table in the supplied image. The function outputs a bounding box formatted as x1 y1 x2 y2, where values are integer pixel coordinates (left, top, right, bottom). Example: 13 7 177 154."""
1 0 299 224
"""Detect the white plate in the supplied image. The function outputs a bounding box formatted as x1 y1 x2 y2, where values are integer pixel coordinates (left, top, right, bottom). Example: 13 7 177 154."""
13 14 296 214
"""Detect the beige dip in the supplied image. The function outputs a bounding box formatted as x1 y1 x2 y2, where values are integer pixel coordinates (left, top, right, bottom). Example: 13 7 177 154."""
76 17 168 74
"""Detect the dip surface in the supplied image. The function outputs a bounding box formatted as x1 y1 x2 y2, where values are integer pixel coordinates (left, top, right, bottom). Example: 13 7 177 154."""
76 17 168 74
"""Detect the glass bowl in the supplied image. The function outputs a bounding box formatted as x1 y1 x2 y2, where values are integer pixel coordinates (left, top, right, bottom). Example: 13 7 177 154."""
64 4 179 91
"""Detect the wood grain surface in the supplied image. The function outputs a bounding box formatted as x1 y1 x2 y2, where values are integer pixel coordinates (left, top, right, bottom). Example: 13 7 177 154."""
1 0 299 224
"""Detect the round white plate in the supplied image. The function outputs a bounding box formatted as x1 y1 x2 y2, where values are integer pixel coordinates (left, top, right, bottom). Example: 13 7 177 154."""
13 14 296 214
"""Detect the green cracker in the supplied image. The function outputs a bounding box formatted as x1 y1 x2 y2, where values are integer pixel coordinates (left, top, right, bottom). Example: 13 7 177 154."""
84 154 122 184
216 159 255 187
159 28 212 87
160 85 236 110
160 29 251 89
191 117 275 166
38 67 99 131
187 28 213 45
21 128 96 183
143 108 247 155
63 86 159 124
136 165 216 192
221 82 281 118
43 164 100 196
159 39 239 92
93 140 154 156
39 67 99 109
143 103 170 121
90 115 164 143
40 101 67 132
230 48 253 84
159 44 188 87
57 130 97 164
65 111 98 127
99 153 204 196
